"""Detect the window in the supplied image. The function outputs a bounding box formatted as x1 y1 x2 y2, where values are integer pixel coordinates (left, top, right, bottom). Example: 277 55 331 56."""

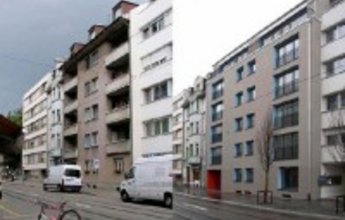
326 133 345 146
245 168 254 183
145 117 171 137
274 133 298 161
245 141 254 156
246 113 255 129
325 91 345 111
84 78 98 96
211 124 223 143
235 117 243 132
248 60 256 75
142 11 170 39
237 67 244 81
56 110 61 123
91 132 98 147
276 37 299 67
212 102 223 122
325 56 345 77
144 80 171 103
234 143 242 157
85 104 98 121
114 158 124 174
278 167 298 191
86 51 98 69
275 68 299 98
210 147 222 165
274 100 299 129
233 168 242 183
247 86 256 102
212 80 224 100
142 44 172 72
235 92 243 107
84 134 91 148
195 122 199 134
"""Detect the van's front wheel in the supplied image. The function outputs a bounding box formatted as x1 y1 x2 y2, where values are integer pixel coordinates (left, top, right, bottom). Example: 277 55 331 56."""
164 193 173 208
121 191 131 202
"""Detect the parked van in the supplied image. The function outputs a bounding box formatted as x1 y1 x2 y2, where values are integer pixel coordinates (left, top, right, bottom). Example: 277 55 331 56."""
43 165 82 192
119 154 174 208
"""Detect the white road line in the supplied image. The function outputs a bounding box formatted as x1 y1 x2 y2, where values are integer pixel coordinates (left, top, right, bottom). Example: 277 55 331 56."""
75 202 91 209
184 203 208 211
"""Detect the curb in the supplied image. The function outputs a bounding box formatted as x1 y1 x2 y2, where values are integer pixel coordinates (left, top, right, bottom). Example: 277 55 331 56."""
176 192 344 220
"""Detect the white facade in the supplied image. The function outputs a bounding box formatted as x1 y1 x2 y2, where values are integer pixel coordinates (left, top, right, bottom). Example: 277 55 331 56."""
46 61 64 166
130 0 173 161
320 0 345 198
22 73 51 178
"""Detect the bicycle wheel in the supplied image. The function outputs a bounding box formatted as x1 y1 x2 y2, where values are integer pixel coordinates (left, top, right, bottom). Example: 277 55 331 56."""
37 213 49 220
59 209 81 220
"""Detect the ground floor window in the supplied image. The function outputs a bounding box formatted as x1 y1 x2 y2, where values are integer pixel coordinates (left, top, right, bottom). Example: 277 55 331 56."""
278 167 298 191
113 158 124 174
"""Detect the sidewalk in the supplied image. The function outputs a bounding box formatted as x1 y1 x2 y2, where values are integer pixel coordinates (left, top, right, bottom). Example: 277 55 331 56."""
176 187 345 219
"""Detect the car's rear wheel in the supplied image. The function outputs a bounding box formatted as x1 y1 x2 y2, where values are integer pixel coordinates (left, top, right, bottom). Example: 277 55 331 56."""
164 194 173 208
43 184 47 191
121 191 131 202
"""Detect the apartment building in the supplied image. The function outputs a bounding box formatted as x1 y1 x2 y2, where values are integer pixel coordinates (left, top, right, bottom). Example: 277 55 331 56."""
319 0 345 198
181 76 207 187
60 1 138 188
172 91 186 185
206 0 335 199
22 73 50 179
46 60 64 166
130 0 173 161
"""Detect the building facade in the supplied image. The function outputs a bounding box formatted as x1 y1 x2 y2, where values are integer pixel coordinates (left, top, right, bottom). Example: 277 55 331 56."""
319 0 345 198
46 60 64 166
181 76 207 187
22 73 50 179
61 1 138 188
205 0 341 200
130 0 173 161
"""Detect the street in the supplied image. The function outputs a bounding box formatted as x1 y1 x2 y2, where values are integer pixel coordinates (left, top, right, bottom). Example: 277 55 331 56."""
1 182 172 220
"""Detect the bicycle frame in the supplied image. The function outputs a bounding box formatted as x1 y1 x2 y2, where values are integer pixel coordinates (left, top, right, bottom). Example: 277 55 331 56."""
38 201 67 220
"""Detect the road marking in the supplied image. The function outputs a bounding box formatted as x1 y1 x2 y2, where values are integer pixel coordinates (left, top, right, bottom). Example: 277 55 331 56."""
75 202 91 209
0 204 20 217
184 203 208 211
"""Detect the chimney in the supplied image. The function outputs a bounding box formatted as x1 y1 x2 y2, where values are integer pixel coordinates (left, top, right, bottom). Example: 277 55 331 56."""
112 0 139 20
70 42 85 56
88 24 106 40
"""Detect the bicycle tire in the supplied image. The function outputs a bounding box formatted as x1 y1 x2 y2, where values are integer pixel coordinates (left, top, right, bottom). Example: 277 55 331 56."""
59 209 81 220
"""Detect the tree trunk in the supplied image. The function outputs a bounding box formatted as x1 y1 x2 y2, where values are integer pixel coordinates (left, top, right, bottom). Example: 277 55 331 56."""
264 170 269 204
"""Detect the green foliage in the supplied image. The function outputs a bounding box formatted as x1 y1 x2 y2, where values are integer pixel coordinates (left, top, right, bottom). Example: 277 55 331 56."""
6 108 22 127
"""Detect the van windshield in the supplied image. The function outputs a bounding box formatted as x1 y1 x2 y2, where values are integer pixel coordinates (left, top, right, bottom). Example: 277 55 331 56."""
64 169 81 178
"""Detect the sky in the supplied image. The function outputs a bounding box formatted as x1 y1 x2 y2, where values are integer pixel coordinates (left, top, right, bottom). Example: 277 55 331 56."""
174 0 303 95
0 0 144 114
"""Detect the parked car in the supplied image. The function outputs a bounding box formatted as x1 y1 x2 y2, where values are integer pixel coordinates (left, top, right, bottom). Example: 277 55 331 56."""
43 165 82 192
119 154 174 208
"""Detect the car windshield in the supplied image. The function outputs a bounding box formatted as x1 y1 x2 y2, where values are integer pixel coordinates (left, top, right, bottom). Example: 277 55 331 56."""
64 169 81 178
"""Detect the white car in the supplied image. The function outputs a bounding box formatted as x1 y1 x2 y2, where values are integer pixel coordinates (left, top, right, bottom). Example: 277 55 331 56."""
43 165 82 192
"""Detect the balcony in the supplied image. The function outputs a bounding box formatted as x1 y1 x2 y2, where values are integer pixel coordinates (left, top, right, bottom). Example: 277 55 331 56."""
211 134 223 144
274 146 298 161
188 156 201 165
212 112 223 122
106 105 130 125
63 148 78 160
322 36 345 62
106 140 130 155
64 77 77 93
321 145 345 164
275 80 299 99
105 42 129 68
212 90 223 100
105 74 130 95
274 113 299 129
64 100 78 114
322 109 345 129
276 49 299 68
210 156 222 166
64 124 78 137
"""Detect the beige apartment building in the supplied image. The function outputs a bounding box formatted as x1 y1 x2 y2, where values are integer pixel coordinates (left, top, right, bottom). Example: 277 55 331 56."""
60 1 138 188
205 0 344 200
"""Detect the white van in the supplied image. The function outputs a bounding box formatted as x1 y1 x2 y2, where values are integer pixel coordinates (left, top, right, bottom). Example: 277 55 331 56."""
43 165 82 192
119 154 174 208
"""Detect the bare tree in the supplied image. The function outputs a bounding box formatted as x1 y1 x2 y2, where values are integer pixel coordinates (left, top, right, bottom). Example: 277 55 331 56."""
256 109 274 204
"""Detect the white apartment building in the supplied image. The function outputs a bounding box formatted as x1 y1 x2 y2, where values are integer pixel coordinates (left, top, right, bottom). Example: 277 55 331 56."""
22 73 50 179
181 76 207 186
46 60 64 166
130 0 173 160
320 0 345 198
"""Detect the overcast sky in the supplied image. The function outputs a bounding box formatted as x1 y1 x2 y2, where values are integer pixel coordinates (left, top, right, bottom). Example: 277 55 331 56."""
174 0 303 95
0 0 144 114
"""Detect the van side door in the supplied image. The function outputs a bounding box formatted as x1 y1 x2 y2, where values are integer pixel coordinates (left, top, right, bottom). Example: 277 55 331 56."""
126 167 137 198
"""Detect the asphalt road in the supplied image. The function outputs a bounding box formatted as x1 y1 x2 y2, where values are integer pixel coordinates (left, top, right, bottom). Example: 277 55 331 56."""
1 182 172 220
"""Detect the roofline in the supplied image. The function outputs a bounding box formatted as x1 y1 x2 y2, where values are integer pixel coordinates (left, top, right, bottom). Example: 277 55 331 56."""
113 0 139 10
214 0 310 68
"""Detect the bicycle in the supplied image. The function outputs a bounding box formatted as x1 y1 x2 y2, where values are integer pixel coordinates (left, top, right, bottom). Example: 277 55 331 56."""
36 200 81 220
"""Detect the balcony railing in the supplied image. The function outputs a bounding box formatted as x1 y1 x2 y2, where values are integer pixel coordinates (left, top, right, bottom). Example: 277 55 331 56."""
275 80 299 99
212 112 223 122
105 42 129 68
211 134 223 143
106 105 130 124
188 156 201 165
64 77 77 93
105 74 130 95
106 140 130 155
212 89 223 100
64 124 78 136
276 49 299 68
210 156 222 165
63 148 78 159
64 100 78 114
274 113 299 129
274 146 298 161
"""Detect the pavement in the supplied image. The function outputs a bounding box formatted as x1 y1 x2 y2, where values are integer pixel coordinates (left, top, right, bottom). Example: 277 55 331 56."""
0 181 172 220
174 187 345 220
